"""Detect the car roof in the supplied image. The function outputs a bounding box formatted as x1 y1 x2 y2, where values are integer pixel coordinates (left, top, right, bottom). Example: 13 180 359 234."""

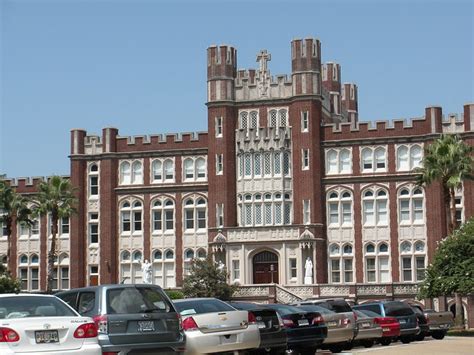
173 298 219 303
0 293 57 298
56 284 164 293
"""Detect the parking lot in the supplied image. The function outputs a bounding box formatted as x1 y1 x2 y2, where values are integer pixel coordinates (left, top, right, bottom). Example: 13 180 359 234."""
337 336 474 354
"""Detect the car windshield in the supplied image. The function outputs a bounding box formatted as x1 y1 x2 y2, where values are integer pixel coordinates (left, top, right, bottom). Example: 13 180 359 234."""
174 299 235 316
263 304 305 316
384 302 414 317
295 305 334 315
358 309 380 318
0 296 77 319
107 287 171 314
354 304 382 315
229 302 262 311
354 310 370 318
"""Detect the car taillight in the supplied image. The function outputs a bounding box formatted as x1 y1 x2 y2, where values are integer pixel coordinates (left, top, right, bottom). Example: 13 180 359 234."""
282 317 296 328
248 312 257 325
177 313 183 330
92 314 108 334
102 352 119 355
0 327 20 342
342 317 351 326
182 316 199 331
312 315 324 326
74 323 98 338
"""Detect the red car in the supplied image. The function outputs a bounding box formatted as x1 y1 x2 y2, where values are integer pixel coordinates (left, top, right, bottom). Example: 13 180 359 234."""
357 309 400 346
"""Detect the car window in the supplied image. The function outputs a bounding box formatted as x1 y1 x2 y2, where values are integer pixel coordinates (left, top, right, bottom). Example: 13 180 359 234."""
263 304 305 315
229 302 260 311
384 302 414 317
296 305 334 315
354 304 382 315
358 309 380 318
78 292 96 316
107 287 171 314
0 296 77 319
174 299 235 315
58 292 77 309
328 300 352 313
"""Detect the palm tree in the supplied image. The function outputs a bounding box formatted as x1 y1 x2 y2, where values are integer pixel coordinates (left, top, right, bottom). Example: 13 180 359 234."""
416 134 474 327
416 134 474 234
0 180 32 272
33 176 77 293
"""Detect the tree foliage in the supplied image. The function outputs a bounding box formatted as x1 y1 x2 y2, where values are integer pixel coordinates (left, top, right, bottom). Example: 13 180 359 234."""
0 263 21 294
415 134 474 234
182 257 237 300
32 176 77 293
0 180 32 270
418 218 474 300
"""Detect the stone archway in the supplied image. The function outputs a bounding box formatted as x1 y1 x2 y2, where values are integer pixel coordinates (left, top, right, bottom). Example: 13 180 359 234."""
252 250 279 284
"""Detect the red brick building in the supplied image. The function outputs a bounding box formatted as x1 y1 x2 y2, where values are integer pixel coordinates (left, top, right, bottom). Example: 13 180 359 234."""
2 38 473 325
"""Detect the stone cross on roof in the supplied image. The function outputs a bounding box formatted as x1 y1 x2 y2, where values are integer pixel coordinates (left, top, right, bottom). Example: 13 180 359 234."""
256 49 271 73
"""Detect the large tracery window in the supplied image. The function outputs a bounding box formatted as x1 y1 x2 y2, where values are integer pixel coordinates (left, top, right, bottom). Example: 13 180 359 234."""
361 147 387 173
364 242 390 283
398 187 424 224
268 109 288 127
238 150 291 179
239 110 259 134
400 241 426 282
120 250 143 284
328 243 354 283
239 193 292 227
52 253 70 291
152 249 175 288
327 190 352 227
18 254 39 291
362 188 388 226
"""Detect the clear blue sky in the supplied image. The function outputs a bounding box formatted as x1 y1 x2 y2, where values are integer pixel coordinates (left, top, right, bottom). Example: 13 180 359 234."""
1 0 473 178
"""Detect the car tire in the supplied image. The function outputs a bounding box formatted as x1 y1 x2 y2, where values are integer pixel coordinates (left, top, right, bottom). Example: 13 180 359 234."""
432 331 446 340
298 347 317 355
415 333 425 341
328 345 344 353
380 337 392 346
400 336 412 344
362 339 374 348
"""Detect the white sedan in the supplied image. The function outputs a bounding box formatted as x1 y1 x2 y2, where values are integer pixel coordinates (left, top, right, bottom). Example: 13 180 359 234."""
0 293 101 354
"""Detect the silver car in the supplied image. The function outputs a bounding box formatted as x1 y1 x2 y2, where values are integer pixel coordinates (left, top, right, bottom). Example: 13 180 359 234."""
173 298 260 355
352 309 383 348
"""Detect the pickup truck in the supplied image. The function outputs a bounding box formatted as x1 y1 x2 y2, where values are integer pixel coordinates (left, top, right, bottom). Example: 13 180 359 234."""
411 305 454 339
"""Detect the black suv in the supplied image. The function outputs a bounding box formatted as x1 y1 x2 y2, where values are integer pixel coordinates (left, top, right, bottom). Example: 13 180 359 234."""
57 284 185 355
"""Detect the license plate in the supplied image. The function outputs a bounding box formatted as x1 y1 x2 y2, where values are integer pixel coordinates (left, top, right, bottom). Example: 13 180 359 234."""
221 334 237 344
35 330 59 344
138 320 155 332
298 319 309 326
361 322 371 328
383 327 390 332
399 319 406 324
439 324 449 329
327 321 338 327
257 321 266 329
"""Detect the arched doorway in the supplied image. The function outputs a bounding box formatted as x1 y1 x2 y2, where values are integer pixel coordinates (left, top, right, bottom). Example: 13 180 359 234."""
253 251 279 284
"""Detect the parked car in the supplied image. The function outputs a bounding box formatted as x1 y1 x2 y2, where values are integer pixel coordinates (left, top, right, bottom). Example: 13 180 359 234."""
409 304 429 341
292 304 353 353
353 301 419 343
56 284 185 355
0 294 101 355
260 303 327 355
173 298 260 355
356 309 400 346
228 301 287 354
292 298 357 351
351 310 383 348
411 305 454 340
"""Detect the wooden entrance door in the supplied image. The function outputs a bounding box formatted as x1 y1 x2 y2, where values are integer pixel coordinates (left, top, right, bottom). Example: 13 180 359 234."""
253 251 279 284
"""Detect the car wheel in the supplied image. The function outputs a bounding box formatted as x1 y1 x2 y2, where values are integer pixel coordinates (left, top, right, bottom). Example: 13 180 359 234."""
298 347 317 355
400 336 412 344
328 345 344 353
380 337 392 346
415 333 425 341
432 331 446 340
362 339 374 348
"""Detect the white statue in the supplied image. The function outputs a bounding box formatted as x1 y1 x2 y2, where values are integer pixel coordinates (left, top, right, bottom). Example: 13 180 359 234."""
217 260 225 272
141 259 153 284
304 257 313 285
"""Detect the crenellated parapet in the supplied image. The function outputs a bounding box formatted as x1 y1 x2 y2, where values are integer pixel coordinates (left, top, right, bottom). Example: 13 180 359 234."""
3 176 70 193
115 131 208 152
323 104 474 141
234 69 293 101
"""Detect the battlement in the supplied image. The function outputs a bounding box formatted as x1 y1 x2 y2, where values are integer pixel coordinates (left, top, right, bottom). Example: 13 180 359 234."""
322 104 473 141
291 37 321 60
235 69 292 87
3 176 70 193
207 45 237 80
115 131 208 152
